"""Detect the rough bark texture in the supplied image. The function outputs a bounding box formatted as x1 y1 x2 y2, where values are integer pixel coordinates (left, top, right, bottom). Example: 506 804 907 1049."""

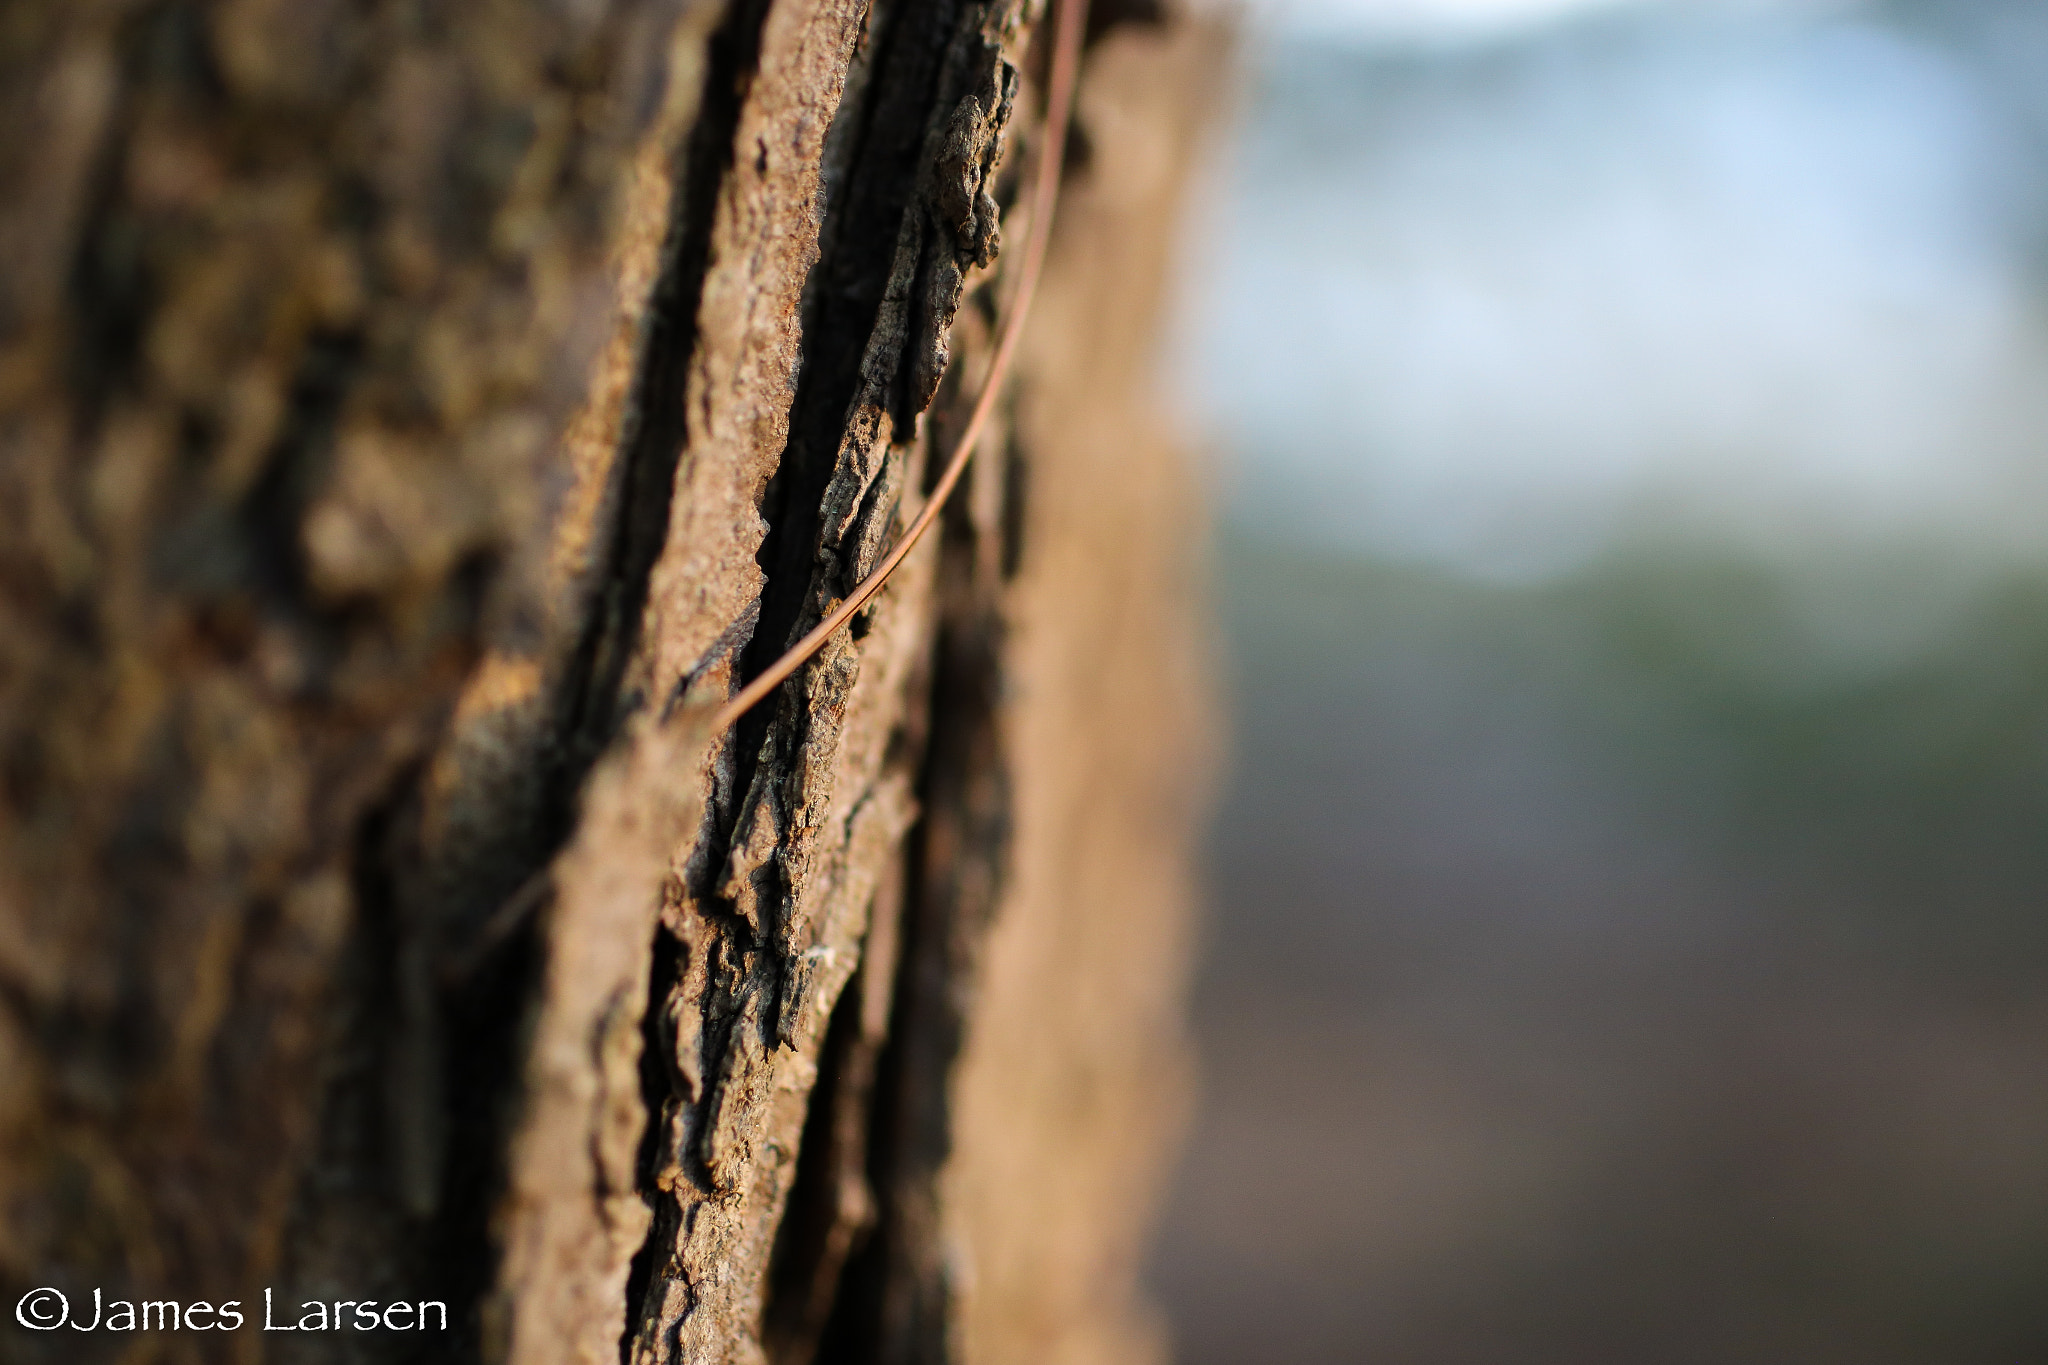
0 0 1223 1360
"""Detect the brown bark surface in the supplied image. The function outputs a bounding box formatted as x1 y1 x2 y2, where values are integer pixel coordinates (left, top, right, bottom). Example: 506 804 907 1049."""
0 0 1224 1361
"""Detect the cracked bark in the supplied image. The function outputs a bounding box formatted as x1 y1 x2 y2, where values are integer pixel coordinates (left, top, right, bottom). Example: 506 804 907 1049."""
0 0 1225 1362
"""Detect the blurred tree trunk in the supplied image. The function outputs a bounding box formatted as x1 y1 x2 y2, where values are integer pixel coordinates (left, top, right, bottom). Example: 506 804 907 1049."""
0 0 1222 1362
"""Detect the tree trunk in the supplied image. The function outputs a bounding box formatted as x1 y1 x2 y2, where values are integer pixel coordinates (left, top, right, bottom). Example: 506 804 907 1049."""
0 0 1223 1361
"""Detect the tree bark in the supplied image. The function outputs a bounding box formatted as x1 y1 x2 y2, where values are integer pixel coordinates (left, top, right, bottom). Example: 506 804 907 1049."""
0 0 1224 1361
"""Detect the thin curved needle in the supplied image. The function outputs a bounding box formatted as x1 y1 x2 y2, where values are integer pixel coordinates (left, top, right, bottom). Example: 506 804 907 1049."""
711 0 1090 734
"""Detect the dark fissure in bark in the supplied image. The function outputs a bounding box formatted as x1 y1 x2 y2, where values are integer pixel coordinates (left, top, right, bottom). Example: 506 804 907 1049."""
734 0 972 721
791 500 1009 1365
591 0 811 1347
569 0 779 778
736 2 1044 1353
433 0 778 1347
308 772 477 1365
623 907 693 1343
761 971 869 1365
609 0 1015 1342
65 1 214 414
266 0 775 1354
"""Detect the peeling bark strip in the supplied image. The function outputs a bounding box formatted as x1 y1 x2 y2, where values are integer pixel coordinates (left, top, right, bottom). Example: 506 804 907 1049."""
0 0 1225 1361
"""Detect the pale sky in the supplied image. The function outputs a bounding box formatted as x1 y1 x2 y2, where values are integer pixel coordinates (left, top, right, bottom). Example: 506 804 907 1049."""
1182 0 2048 579
1240 0 1641 40
1238 0 1848 40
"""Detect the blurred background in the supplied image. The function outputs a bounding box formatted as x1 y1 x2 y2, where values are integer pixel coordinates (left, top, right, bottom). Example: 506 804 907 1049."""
1149 0 2048 1360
